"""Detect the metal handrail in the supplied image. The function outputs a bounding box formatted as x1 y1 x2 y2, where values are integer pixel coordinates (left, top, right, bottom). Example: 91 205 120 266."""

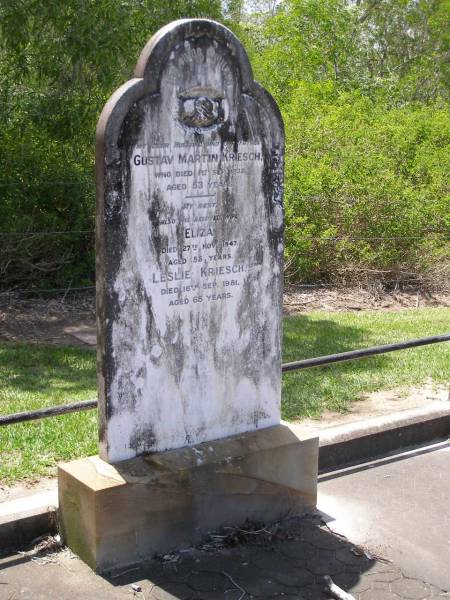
1 333 449 426
282 333 450 372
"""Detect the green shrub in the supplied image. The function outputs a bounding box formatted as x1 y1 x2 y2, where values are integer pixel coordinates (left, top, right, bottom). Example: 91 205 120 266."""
282 85 449 284
0 0 448 289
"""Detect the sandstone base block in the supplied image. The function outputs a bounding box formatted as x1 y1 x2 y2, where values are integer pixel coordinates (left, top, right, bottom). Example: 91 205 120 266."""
58 423 318 573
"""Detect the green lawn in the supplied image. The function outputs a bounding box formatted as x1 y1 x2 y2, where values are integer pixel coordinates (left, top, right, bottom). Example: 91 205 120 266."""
0 345 98 484
1 307 449 484
282 308 449 419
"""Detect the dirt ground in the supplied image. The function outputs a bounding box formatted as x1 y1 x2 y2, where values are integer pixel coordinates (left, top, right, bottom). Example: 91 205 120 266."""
0 293 96 347
283 284 449 315
0 286 448 346
299 378 449 434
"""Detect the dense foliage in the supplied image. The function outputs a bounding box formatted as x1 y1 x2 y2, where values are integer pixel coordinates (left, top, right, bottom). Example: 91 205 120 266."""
243 0 450 285
0 0 448 289
0 0 222 288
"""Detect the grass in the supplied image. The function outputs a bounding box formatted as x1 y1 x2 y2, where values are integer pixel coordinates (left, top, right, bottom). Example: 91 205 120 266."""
282 307 449 419
0 345 97 484
1 307 449 484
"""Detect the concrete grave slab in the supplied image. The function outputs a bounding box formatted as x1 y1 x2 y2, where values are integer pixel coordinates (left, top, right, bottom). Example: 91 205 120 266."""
0 487 58 552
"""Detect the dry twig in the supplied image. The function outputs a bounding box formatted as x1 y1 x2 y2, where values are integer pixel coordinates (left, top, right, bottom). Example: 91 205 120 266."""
222 571 247 600
324 575 356 600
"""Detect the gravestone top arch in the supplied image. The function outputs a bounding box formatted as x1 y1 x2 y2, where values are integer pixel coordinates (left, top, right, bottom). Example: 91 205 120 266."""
96 18 284 463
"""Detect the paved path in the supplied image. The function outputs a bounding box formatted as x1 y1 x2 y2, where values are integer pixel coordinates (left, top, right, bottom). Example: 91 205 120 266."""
1 441 449 599
1 515 447 600
318 439 450 591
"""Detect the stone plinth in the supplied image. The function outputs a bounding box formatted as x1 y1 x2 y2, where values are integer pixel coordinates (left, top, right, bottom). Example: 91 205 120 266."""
58 424 318 573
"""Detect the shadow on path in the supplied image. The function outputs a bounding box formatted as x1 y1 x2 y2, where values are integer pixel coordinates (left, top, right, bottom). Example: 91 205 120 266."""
105 513 438 599
0 513 447 598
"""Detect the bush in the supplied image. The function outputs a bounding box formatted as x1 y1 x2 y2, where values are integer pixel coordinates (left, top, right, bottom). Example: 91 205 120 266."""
0 0 222 290
282 83 449 285
0 0 448 290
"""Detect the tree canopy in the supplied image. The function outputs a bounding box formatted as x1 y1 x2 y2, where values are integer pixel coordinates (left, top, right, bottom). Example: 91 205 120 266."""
0 0 448 288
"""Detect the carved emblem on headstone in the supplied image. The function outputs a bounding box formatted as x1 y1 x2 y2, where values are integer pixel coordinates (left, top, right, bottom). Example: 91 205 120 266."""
178 86 225 129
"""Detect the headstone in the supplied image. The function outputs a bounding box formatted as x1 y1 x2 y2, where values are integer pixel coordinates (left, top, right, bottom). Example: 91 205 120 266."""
96 18 284 463
59 20 318 573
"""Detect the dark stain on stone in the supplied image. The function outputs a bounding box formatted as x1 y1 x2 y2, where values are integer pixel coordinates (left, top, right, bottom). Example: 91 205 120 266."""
100 98 152 428
98 415 107 448
136 366 146 379
254 242 264 265
194 425 206 440
189 310 204 366
230 409 243 427
193 131 203 145
163 314 185 386
129 424 157 454
235 275 264 387
175 219 185 262
247 409 269 428
144 292 154 344
208 309 222 367
144 292 163 363
148 190 164 268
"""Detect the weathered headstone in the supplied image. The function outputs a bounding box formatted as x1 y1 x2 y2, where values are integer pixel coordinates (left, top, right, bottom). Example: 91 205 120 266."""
59 20 318 573
96 18 284 463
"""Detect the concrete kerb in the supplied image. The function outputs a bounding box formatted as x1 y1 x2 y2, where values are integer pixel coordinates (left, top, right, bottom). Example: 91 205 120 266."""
0 488 58 554
1 402 449 555
318 401 450 471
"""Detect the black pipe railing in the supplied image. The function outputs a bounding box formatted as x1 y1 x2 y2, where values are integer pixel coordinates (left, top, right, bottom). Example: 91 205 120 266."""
0 399 98 426
1 333 449 426
281 333 450 372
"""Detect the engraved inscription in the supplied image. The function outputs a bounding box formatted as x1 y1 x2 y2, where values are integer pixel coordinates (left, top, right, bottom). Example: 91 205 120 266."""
129 140 264 309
